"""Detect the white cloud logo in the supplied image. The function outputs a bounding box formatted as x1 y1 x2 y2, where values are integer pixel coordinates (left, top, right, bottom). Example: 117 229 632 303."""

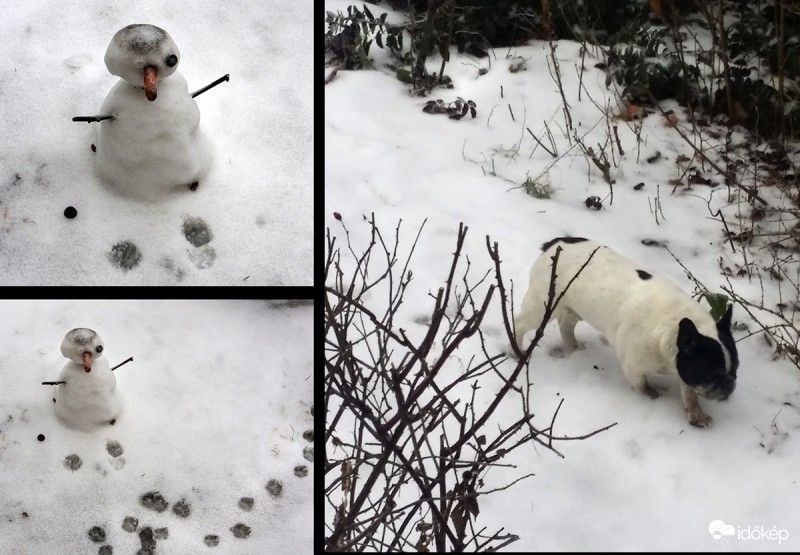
709 520 736 544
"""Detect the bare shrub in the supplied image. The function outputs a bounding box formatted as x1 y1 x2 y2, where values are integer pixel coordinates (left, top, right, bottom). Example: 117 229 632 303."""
324 215 615 551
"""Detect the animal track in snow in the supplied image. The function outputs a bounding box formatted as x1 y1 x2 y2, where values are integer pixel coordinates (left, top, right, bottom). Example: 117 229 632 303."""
265 479 283 497
106 439 124 457
63 454 82 471
230 523 251 539
109 240 142 270
105 439 126 469
182 216 213 247
188 245 216 269
140 491 169 512
122 516 138 532
172 499 191 517
88 526 106 542
159 256 186 281
182 216 216 269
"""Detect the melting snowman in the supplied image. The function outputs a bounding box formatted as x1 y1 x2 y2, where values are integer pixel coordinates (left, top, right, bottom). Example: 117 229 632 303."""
53 328 123 431
75 24 228 201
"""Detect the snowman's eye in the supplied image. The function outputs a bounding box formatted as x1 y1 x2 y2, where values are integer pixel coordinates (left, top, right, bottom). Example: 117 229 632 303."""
96 345 103 353
165 54 178 67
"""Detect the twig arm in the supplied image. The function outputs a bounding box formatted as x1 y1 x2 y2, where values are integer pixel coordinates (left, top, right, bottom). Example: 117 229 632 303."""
42 381 65 386
72 115 114 123
191 74 230 98
111 357 133 371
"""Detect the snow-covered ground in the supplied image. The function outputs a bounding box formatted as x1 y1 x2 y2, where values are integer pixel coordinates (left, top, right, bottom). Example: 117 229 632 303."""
0 0 312 285
325 1 800 550
0 300 313 554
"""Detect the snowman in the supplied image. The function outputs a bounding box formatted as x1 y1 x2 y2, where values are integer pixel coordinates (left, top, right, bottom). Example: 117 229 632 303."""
76 24 227 201
53 328 123 431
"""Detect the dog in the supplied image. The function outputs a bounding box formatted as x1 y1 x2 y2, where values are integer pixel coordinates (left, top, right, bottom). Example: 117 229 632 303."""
513 237 738 427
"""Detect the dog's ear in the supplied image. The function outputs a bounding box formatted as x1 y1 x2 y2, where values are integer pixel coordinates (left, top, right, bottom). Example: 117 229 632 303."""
716 303 733 333
677 318 700 354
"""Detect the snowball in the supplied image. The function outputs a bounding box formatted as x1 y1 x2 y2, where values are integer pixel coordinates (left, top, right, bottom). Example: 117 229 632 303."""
60 327 104 364
104 24 180 85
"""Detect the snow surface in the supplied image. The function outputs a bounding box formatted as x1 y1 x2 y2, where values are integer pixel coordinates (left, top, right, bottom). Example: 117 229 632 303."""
0 1 312 285
0 300 313 554
325 1 800 550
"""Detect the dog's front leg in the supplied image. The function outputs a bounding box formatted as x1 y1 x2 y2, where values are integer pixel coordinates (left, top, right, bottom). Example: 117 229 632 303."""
680 382 712 427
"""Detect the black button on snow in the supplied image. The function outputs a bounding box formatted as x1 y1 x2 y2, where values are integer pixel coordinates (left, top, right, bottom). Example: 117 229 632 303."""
37 434 45 441
64 206 77 219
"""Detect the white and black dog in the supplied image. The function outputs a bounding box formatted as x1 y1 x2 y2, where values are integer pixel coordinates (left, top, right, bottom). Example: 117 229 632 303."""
514 237 738 427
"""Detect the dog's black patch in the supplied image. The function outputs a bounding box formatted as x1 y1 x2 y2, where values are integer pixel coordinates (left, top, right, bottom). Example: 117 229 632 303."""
676 317 736 401
541 236 588 252
636 269 652 280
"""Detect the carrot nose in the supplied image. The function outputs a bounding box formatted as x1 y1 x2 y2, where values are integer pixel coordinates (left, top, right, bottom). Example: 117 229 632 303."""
144 66 158 101
83 352 92 373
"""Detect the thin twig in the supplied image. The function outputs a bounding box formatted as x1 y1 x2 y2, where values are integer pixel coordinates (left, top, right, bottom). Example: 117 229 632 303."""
111 357 134 371
190 74 230 98
526 127 557 158
72 115 114 123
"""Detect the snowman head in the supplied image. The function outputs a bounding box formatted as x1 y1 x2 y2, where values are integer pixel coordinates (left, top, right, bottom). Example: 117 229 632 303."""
61 328 105 373
105 24 180 101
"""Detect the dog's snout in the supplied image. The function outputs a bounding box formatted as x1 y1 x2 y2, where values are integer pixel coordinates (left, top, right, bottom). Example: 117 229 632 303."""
703 379 735 401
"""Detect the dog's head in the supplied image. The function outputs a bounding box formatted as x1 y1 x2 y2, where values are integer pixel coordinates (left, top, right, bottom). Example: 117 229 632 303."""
675 305 738 401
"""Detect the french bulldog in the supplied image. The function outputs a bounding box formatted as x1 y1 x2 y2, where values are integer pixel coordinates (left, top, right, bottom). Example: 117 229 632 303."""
513 237 738 427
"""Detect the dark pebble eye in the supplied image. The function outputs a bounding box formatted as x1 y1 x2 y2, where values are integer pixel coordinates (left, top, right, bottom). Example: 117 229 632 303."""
96 345 103 353
165 54 178 67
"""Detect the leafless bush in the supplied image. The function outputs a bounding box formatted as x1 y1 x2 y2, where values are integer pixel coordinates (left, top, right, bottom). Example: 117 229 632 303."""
324 215 614 552
629 3 800 371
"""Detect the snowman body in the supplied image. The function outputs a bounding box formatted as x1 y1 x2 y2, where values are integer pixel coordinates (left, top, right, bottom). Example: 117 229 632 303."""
96 71 212 200
55 358 123 431
54 328 123 431
92 24 212 201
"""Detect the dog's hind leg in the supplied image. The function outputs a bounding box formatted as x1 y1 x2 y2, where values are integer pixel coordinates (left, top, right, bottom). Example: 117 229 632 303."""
556 308 581 353
638 378 660 400
618 356 661 399
513 291 547 351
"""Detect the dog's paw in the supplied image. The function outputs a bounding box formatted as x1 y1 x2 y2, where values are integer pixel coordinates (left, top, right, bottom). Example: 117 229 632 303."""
687 408 712 428
641 383 661 400
548 343 582 358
